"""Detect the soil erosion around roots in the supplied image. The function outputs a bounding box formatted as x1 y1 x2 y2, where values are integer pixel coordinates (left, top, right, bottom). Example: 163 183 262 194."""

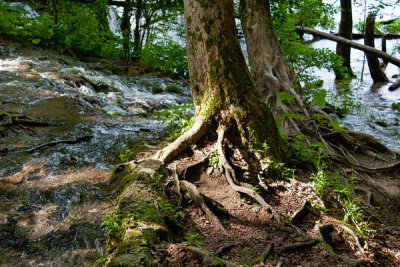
99 127 400 266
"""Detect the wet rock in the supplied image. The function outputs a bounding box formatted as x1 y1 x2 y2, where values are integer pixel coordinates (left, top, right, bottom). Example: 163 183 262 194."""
376 120 388 127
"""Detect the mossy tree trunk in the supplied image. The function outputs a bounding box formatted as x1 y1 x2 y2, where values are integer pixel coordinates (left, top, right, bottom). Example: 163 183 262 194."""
336 0 354 78
365 14 389 83
157 0 283 165
239 0 311 137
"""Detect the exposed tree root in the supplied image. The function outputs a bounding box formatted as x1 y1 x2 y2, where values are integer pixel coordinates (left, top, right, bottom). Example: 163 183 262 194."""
327 249 372 267
181 180 226 233
217 128 281 223
337 223 366 252
173 163 182 205
215 242 236 257
155 118 209 164
276 239 319 253
291 200 311 226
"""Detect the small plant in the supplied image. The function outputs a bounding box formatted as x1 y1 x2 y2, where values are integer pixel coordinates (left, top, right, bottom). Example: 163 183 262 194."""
119 148 135 162
391 102 400 111
101 210 123 240
155 102 194 140
209 147 219 169
152 85 163 94
184 232 202 246
166 84 183 95
257 142 270 160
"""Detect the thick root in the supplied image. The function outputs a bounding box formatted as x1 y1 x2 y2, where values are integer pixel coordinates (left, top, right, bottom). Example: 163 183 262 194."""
155 118 209 164
182 180 226 233
217 128 281 223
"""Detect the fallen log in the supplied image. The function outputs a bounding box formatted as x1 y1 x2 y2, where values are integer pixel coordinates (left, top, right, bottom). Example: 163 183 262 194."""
389 79 400 91
296 26 400 68
26 135 94 153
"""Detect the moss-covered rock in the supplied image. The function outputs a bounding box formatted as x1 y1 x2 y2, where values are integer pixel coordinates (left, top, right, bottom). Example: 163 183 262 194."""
97 159 182 266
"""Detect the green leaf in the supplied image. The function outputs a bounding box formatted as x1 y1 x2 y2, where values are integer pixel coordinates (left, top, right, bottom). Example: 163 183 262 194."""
312 89 327 107
277 92 295 102
283 112 304 120
32 38 40 45
328 121 347 133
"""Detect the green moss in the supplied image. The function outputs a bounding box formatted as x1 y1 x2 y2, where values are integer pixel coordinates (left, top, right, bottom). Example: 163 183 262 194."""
152 85 163 94
166 84 183 95
391 102 400 110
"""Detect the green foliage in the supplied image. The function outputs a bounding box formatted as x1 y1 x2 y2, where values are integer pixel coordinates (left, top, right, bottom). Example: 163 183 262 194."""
101 210 124 240
140 40 188 78
0 0 121 57
152 85 164 94
118 143 149 162
257 142 270 160
277 91 295 102
328 121 348 133
311 161 373 235
311 89 327 108
209 147 219 169
184 232 202 246
391 102 400 111
155 102 194 140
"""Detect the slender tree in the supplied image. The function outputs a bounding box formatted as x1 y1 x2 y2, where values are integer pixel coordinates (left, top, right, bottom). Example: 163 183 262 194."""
336 0 354 78
121 0 133 59
365 14 388 83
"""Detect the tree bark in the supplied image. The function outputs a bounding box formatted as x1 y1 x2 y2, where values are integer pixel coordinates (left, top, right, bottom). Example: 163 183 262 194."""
365 14 388 83
296 26 400 68
132 0 143 59
157 0 284 163
121 0 132 60
239 0 311 137
336 0 354 78
50 0 57 24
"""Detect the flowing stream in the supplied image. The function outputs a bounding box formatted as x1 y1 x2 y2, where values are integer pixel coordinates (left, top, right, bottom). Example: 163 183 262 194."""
310 38 400 151
0 39 190 266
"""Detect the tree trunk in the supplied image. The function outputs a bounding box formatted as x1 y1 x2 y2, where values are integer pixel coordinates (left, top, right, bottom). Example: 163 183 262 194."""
132 0 143 60
336 0 354 78
239 0 310 137
365 14 388 83
157 0 283 164
296 26 400 68
50 0 57 24
121 0 132 60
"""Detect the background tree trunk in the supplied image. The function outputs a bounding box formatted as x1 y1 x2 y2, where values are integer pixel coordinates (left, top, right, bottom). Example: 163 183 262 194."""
239 0 310 137
365 14 388 83
336 0 354 78
50 0 57 24
121 0 132 60
132 0 143 60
